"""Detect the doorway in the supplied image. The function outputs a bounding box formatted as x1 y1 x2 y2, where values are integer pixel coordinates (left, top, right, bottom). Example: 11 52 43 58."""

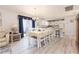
23 19 32 36
18 15 35 38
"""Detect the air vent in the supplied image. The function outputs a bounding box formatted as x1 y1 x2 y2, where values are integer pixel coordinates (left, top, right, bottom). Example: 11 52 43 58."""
65 5 73 11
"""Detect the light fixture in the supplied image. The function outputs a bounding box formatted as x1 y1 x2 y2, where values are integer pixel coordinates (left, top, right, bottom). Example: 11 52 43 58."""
32 8 39 21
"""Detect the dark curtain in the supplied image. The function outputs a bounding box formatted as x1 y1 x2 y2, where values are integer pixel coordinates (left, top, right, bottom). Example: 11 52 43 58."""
18 15 24 38
32 20 35 28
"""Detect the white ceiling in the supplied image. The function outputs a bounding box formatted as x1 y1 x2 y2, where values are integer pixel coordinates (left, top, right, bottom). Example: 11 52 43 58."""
0 5 67 20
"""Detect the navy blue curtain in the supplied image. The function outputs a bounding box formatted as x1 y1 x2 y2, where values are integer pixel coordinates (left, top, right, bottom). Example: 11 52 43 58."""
32 20 35 28
18 15 24 38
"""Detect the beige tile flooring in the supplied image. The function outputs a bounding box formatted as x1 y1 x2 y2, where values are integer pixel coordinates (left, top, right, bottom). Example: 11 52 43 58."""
0 36 77 54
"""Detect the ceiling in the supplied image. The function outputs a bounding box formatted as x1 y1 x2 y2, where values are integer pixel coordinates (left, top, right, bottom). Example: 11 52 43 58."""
0 5 67 20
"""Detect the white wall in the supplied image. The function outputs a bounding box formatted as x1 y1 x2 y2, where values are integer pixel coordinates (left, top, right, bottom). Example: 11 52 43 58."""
64 5 79 40
74 5 79 10
0 5 65 20
23 5 65 20
0 8 19 32
65 13 76 39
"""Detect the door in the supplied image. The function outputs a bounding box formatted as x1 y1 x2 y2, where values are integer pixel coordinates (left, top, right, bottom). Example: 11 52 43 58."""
76 15 79 53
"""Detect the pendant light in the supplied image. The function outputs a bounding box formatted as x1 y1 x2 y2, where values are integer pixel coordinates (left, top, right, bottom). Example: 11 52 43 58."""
32 8 39 21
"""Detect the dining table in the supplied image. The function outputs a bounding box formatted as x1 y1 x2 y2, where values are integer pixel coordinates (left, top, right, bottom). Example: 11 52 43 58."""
28 28 51 48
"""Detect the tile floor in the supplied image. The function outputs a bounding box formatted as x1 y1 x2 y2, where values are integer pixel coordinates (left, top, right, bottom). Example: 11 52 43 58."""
0 36 77 54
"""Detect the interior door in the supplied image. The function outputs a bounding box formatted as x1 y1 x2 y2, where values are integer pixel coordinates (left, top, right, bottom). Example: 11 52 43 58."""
76 16 79 53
